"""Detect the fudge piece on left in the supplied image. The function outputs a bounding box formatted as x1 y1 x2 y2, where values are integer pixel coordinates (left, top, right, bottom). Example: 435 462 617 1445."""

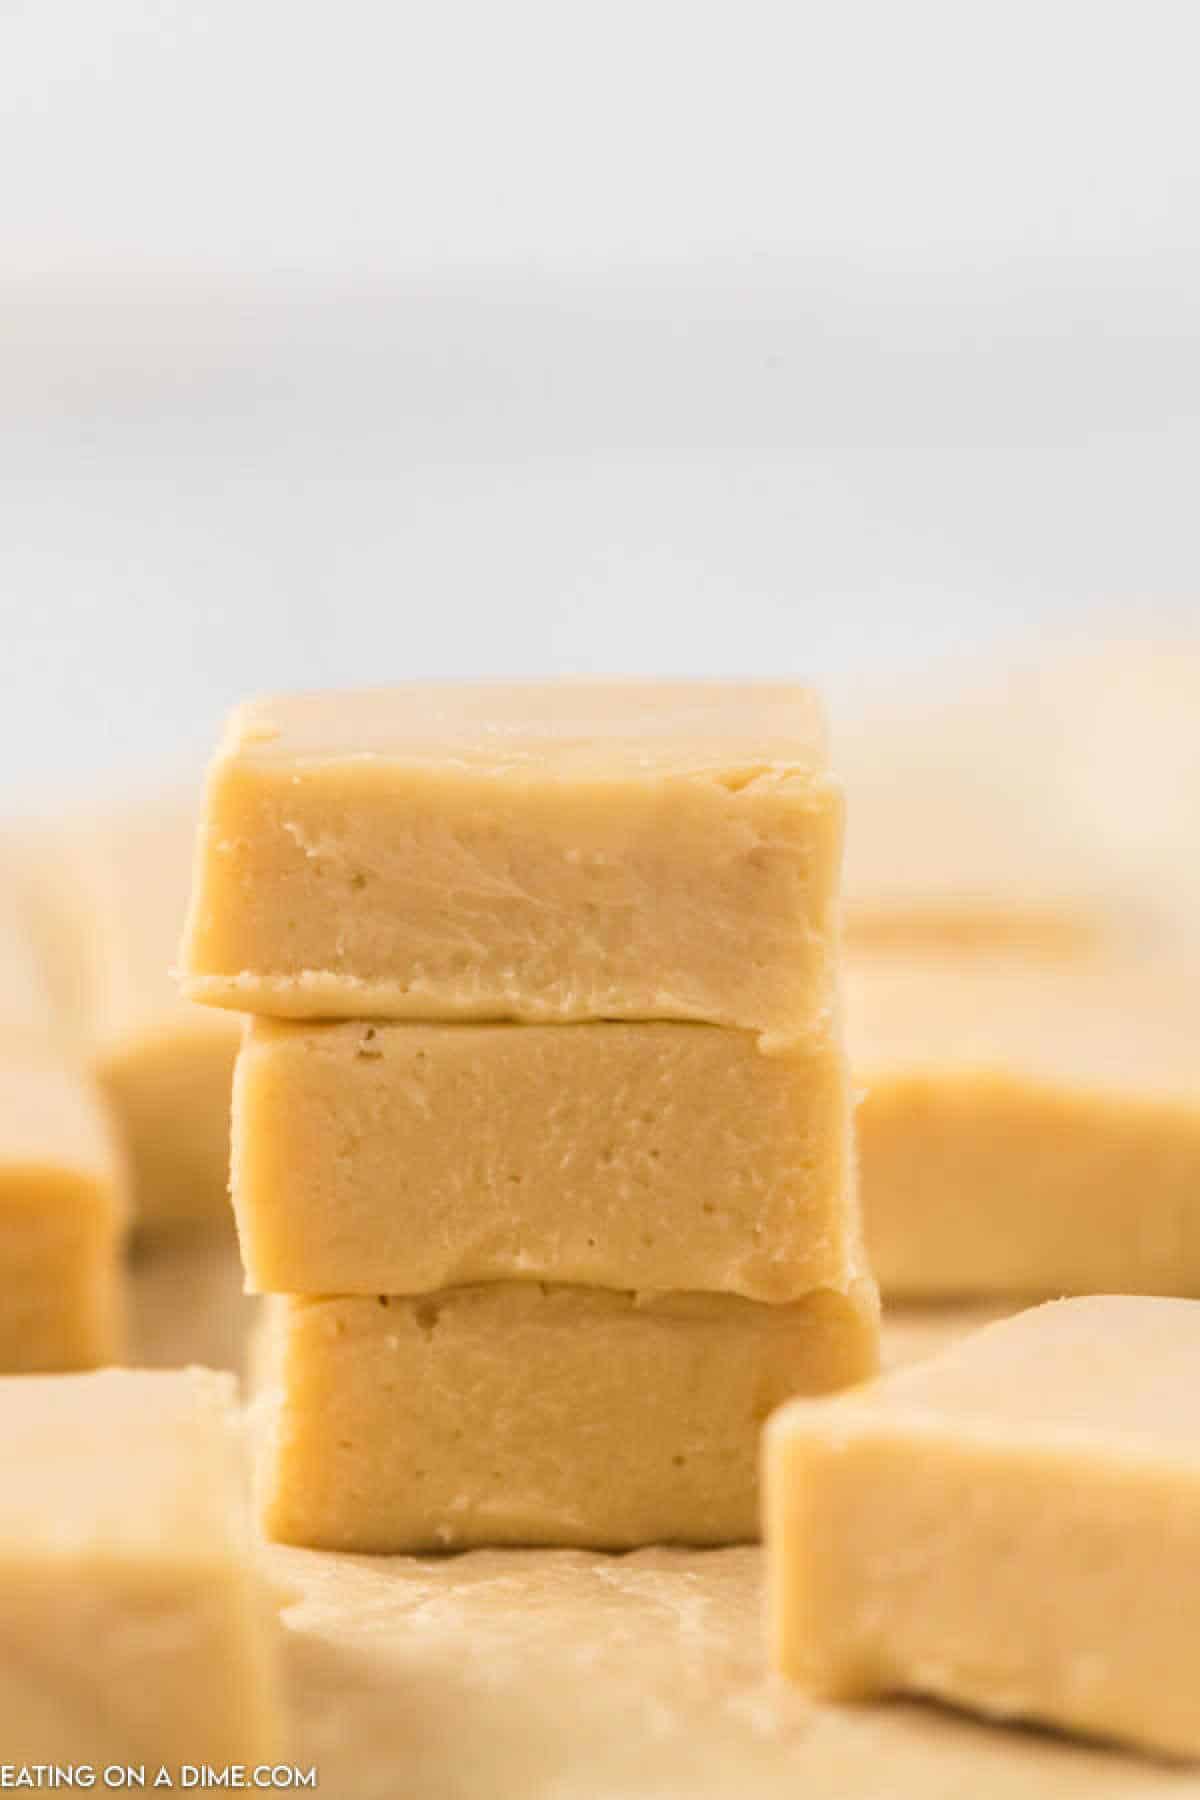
0 1366 282 1764
0 1049 128 1371
258 1280 880 1552
179 680 842 1044
766 1296 1200 1759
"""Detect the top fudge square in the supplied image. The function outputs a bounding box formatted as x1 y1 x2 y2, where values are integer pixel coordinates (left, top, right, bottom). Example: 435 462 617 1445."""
179 681 842 1042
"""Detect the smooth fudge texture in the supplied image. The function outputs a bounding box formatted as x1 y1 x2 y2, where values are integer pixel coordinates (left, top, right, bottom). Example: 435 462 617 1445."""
0 1366 281 1763
0 1050 129 1370
273 1546 1187 1800
60 798 241 1230
766 1297 1200 1759
849 949 1200 1297
180 681 842 1042
257 1280 879 1552
234 1017 859 1301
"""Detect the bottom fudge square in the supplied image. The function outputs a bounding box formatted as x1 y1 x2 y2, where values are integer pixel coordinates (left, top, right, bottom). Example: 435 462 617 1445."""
257 1280 879 1552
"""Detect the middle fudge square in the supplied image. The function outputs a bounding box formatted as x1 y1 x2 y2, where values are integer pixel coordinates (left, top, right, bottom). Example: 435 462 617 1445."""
233 1018 859 1301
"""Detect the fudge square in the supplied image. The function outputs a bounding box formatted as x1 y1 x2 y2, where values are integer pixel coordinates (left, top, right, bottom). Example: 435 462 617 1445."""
179 681 842 1042
233 1017 859 1302
257 1279 880 1552
765 1297 1200 1759
0 1367 281 1764
0 1049 128 1371
849 949 1200 1298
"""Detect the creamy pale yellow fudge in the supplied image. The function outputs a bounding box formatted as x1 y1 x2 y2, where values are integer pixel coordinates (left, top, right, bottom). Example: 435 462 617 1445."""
180 681 842 1042
0 1366 281 1763
0 1049 129 1371
21 801 241 1231
849 948 1200 1297
257 1280 879 1552
766 1297 1200 1759
234 1017 857 1301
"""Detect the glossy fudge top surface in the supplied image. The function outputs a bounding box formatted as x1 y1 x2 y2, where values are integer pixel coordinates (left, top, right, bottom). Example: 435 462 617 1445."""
777 1297 1200 1453
219 680 830 785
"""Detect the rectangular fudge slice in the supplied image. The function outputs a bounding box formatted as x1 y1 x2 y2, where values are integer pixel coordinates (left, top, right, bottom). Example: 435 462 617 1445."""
257 1280 879 1552
0 1050 129 1371
234 1017 859 1301
766 1296 1200 1759
849 948 1200 1297
0 1366 281 1764
180 681 842 1042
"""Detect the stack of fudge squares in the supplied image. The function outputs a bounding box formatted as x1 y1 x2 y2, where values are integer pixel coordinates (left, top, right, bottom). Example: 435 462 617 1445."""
180 681 879 1550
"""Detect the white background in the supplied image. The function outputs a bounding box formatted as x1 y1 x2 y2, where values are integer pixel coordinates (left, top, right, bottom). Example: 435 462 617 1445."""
2 0 1198 803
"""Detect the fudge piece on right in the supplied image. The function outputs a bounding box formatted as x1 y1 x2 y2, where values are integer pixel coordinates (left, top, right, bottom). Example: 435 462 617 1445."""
0 1366 281 1764
848 948 1200 1298
257 1279 880 1552
233 1017 858 1302
765 1296 1200 1759
179 681 842 1044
